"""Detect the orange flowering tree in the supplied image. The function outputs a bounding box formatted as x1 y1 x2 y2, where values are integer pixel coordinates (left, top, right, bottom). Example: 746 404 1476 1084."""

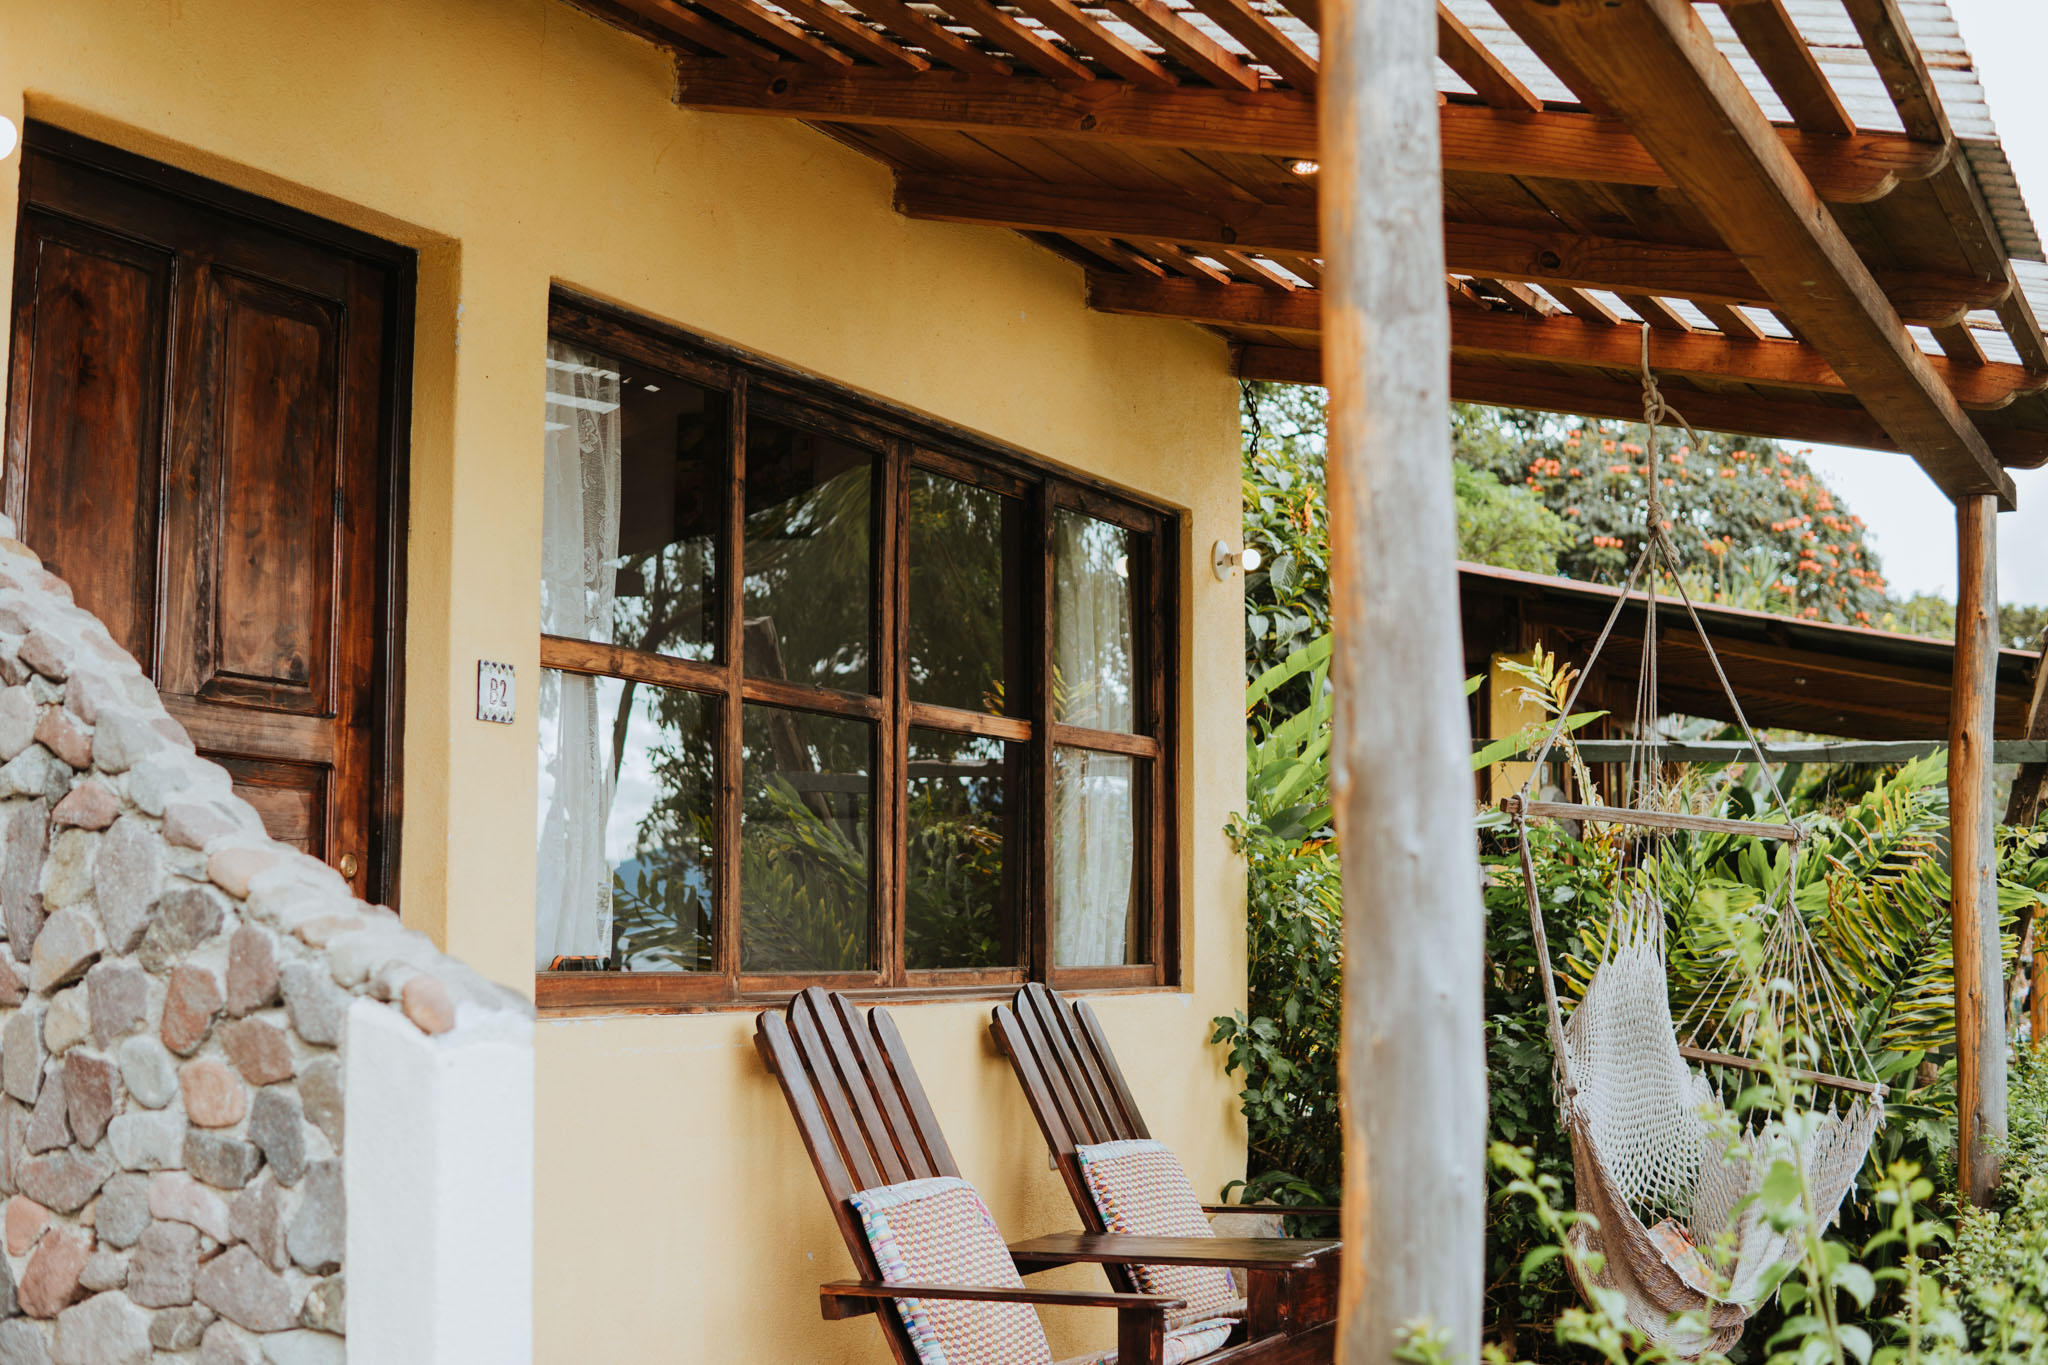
1452 405 1890 625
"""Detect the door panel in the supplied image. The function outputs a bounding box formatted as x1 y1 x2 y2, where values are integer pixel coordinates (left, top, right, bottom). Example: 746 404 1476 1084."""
5 130 408 902
6 214 172 667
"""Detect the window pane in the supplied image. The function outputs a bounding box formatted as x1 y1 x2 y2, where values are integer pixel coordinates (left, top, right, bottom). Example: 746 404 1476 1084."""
1051 746 1139 967
906 729 1024 970
542 340 724 661
907 470 1021 715
535 671 716 972
1053 509 1137 732
740 706 873 973
744 417 874 693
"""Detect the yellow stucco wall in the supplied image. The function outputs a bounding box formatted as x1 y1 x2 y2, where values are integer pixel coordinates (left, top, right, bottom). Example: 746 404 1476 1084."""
0 1 1249 1359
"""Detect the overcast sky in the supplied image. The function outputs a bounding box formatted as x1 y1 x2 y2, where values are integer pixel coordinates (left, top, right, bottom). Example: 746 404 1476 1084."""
1798 1 2048 603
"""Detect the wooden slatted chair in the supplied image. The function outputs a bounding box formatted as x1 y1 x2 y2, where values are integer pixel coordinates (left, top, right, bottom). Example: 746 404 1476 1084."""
991 983 1341 1347
757 987 1336 1365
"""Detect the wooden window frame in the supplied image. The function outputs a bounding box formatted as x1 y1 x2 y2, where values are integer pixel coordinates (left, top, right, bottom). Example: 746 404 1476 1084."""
537 290 1180 1011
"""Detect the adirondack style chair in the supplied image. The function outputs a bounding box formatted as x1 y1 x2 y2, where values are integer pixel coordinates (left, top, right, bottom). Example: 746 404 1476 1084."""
756 987 1338 1365
991 984 1342 1348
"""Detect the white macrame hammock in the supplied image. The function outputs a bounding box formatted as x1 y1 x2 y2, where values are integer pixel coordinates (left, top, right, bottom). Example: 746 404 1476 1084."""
1509 331 1887 1357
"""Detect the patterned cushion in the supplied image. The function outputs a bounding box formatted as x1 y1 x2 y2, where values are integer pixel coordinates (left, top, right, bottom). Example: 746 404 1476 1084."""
1074 1140 1246 1328
1054 1318 1241 1365
850 1176 1053 1365
1648 1218 1716 1297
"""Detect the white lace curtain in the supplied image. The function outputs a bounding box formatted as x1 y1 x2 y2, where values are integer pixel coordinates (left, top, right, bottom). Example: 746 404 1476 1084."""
1051 512 1137 967
535 341 623 969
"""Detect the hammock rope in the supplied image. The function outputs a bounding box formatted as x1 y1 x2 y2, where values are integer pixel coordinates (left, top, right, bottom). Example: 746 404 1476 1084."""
1507 327 1886 1356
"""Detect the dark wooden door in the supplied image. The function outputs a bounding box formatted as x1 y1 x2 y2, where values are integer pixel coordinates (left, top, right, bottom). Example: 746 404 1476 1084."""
4 127 410 903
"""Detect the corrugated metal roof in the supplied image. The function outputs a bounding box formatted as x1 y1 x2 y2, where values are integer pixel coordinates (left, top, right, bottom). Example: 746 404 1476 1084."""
1423 0 2044 263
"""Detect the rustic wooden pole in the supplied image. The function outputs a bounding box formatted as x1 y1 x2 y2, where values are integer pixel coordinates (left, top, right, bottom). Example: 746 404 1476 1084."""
1952 494 2006 1206
1324 0 1485 1359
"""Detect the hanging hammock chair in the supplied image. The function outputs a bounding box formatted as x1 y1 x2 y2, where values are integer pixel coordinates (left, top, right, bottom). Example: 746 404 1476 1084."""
1507 331 1887 1357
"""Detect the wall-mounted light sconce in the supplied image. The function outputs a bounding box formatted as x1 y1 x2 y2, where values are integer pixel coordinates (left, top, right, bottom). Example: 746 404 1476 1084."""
1212 539 1263 581
0 118 17 163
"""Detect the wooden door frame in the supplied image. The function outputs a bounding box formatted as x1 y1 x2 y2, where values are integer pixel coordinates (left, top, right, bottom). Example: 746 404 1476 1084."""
11 123 416 908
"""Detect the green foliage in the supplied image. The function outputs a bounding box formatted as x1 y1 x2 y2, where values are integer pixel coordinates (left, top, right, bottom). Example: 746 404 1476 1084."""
1240 383 1330 688
1455 463 1576 576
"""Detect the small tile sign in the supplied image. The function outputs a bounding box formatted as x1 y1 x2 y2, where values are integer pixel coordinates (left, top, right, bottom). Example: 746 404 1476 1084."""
477 660 516 724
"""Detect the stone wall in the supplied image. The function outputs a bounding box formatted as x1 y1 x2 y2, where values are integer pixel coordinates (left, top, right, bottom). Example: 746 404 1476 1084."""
0 521 532 1364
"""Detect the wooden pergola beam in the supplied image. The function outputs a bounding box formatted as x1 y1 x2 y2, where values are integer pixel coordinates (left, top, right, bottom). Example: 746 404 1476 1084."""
1093 273 2047 409
1493 0 2013 505
900 175 2006 326
674 61 1944 201
1235 344 2048 467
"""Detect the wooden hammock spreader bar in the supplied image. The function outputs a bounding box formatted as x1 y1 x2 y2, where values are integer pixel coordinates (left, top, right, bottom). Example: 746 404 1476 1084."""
1499 794 1802 842
1676 1044 1888 1099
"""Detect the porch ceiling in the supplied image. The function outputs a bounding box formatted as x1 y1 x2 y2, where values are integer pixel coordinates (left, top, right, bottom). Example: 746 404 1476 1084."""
573 0 2048 503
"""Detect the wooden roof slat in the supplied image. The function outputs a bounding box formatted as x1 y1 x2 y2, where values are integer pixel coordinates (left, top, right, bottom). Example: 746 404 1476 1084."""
1004 0 1178 87
1437 3 1541 114
1557 287 1624 325
1714 0 1856 137
1212 248 1298 288
1100 272 2047 408
671 62 1946 204
1494 0 2012 505
886 172 2009 325
1472 279 1556 317
690 0 860 64
1935 320 1989 368
845 0 1019 75
1180 0 1317 92
1236 346 2048 466
929 0 1098 79
1698 301 1768 341
769 0 933 70
606 0 788 61
1069 233 1172 275
1101 0 1259 92
1134 239 1235 283
1617 293 1695 332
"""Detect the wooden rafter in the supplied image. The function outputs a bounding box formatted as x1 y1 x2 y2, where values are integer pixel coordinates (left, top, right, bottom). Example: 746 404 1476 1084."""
892 174 2009 325
1005 0 1176 87
673 61 1945 201
844 0 1018 76
1715 0 1855 137
1437 4 1541 113
930 0 1095 80
1182 0 1317 91
598 0 787 62
1101 0 1258 93
1091 274 2047 408
1235 345 2048 467
1838 0 2048 373
1493 0 2013 504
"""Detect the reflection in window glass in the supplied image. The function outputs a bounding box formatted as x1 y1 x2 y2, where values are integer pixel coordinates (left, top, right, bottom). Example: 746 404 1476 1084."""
907 470 1021 714
1052 510 1136 732
744 418 874 693
1051 746 1138 967
906 729 1024 970
535 672 716 972
740 706 873 973
541 341 724 661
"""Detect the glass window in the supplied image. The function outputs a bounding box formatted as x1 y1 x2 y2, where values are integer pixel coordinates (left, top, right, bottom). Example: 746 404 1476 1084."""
907 470 1022 715
906 729 1024 970
535 674 716 972
1051 746 1139 967
542 341 724 661
739 706 873 975
537 303 1176 1002
744 416 874 694
1053 509 1137 732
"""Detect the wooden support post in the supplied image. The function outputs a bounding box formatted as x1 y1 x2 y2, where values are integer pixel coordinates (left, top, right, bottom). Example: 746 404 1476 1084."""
1324 0 1485 1360
1952 494 2006 1206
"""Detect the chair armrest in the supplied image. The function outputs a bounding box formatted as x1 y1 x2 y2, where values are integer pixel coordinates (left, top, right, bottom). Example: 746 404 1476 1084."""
1201 1203 1342 1218
819 1279 1184 1316
821 1279 1183 1365
1009 1231 1340 1272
